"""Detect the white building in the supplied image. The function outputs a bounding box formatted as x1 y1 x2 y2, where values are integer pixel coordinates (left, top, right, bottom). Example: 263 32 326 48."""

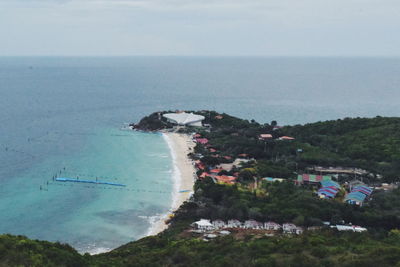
243 220 264 229
163 112 205 127
282 223 298 234
212 220 226 229
333 225 367 232
264 221 281 231
227 219 242 228
192 219 215 231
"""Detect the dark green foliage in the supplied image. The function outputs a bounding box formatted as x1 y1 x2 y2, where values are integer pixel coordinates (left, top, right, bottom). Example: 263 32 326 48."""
93 231 400 267
0 235 88 267
281 116 400 181
134 112 174 131
0 193 399 267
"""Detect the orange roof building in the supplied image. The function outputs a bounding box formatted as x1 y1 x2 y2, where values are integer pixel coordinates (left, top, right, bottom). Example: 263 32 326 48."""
215 175 237 184
210 168 222 174
259 134 273 140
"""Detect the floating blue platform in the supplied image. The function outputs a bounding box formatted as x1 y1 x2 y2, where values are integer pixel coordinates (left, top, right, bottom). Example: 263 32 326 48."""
55 177 126 187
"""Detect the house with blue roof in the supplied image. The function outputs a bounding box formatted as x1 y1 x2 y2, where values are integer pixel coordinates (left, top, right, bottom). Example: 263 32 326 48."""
344 183 373 206
317 180 341 199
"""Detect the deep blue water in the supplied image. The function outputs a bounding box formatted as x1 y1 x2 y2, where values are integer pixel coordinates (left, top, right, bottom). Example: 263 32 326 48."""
0 57 399 252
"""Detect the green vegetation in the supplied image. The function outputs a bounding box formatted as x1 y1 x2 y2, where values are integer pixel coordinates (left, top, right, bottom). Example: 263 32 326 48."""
0 234 88 267
2 112 400 266
3 229 400 266
281 117 400 182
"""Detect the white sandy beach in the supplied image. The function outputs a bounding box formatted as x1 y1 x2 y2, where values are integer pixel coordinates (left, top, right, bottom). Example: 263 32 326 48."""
147 132 196 236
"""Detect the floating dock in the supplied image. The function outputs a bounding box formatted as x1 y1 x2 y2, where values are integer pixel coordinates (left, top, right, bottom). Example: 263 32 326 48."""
55 177 126 187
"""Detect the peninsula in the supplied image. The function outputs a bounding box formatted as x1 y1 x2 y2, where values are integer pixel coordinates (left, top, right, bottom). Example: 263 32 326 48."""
1 111 400 266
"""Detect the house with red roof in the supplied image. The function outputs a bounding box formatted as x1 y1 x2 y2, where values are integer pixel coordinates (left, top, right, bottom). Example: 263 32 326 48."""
259 134 273 140
195 138 209 144
199 172 210 179
279 136 295 141
209 168 222 175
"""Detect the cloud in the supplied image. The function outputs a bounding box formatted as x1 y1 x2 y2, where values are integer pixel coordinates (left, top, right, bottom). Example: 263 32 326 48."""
0 0 399 56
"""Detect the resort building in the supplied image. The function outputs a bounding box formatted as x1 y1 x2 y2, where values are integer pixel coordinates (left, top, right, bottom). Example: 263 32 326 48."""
344 184 373 206
282 223 303 234
163 112 205 127
259 134 273 140
227 219 242 228
192 219 215 231
332 225 367 232
214 175 237 184
317 180 341 199
212 220 226 229
278 136 295 141
195 138 209 144
243 220 264 229
311 166 368 176
297 174 332 185
264 221 282 231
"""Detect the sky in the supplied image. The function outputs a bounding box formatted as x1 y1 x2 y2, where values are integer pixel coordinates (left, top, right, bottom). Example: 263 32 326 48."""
1 0 400 56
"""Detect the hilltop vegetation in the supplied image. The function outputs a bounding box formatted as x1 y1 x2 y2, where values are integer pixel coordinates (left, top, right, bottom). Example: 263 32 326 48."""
281 117 400 181
2 229 400 267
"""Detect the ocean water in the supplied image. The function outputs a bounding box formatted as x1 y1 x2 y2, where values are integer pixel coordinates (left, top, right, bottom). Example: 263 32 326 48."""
1 57 399 252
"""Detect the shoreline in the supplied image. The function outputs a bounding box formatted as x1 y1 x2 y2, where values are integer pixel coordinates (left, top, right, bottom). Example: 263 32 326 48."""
146 132 196 236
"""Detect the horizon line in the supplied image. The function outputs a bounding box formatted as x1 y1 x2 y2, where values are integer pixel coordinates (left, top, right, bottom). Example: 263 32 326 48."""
1 55 400 59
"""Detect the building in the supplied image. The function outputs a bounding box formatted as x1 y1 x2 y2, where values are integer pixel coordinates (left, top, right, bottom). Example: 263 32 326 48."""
333 225 367 232
213 220 226 229
192 219 215 231
344 183 373 206
214 175 237 184
297 174 332 185
209 168 222 175
282 223 298 234
311 166 368 176
279 136 295 141
317 180 341 199
163 112 205 127
264 221 282 231
227 219 242 228
259 134 273 140
195 138 209 145
243 220 264 229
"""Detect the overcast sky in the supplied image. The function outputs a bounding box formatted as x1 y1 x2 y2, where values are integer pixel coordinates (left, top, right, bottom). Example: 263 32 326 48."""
1 0 400 56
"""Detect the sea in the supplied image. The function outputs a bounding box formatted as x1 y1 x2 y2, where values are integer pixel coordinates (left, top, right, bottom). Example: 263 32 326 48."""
0 57 399 253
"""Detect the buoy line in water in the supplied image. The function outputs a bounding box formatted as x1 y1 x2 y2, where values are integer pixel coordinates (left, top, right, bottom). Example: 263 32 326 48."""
0 144 36 159
40 182 172 194
24 131 136 144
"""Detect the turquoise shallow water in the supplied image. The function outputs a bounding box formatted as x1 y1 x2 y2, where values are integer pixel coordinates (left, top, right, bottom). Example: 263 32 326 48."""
0 56 399 252
0 128 173 253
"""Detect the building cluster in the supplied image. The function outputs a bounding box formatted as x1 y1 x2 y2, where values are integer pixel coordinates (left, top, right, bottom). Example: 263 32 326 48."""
330 225 367 232
191 219 304 235
298 174 374 206
317 180 341 199
296 174 333 185
258 134 295 141
344 181 373 206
